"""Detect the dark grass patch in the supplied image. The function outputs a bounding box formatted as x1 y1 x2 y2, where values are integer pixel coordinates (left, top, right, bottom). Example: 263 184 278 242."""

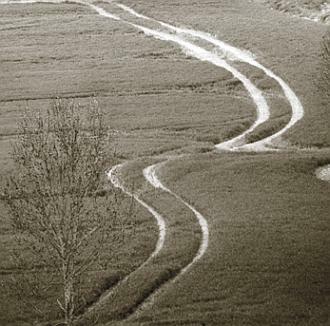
75 272 124 316
245 115 289 144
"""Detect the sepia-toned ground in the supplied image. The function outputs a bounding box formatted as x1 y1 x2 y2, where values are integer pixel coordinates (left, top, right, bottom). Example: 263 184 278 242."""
0 0 329 325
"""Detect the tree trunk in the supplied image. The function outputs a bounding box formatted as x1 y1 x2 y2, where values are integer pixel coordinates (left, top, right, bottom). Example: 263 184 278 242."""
63 268 75 326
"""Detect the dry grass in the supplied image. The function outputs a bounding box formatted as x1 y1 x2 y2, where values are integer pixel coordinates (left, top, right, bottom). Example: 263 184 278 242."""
74 161 202 325
120 151 330 326
120 0 330 148
0 192 158 325
0 0 329 325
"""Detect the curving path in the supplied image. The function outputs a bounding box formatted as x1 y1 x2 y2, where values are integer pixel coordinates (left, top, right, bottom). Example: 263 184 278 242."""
0 0 306 323
143 162 209 275
116 2 304 151
108 164 166 261
106 2 306 319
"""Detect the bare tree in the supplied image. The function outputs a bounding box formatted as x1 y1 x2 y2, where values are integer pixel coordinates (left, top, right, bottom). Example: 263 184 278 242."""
1 99 122 326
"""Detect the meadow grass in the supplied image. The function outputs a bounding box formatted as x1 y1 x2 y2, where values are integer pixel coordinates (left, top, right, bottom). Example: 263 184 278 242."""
0 192 158 325
0 0 329 325
120 151 330 326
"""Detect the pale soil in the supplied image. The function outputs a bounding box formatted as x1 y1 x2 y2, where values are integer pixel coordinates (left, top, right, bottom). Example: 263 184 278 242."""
316 164 330 181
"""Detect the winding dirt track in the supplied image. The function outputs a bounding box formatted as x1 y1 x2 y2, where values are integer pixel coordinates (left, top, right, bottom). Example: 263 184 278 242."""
108 164 166 261
116 3 304 151
0 0 306 323
143 162 209 275
67 163 167 314
89 1 305 319
101 3 305 317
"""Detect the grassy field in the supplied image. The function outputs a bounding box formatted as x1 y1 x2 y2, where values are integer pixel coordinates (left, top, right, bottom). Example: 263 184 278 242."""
116 151 330 326
0 189 159 325
0 0 329 325
75 159 202 325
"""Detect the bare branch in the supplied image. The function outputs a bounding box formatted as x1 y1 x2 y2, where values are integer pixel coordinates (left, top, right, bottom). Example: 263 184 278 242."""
1 98 125 326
